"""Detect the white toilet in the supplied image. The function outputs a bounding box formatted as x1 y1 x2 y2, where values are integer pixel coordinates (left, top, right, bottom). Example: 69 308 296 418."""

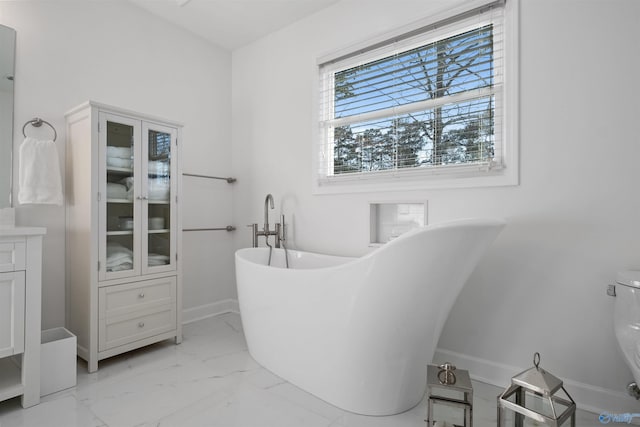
614 271 640 398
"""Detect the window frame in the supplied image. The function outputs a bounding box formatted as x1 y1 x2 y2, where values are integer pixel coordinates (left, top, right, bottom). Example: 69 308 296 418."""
313 0 519 194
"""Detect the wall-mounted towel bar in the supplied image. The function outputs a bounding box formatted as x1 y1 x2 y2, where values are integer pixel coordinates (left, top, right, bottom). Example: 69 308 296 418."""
183 226 236 232
182 173 236 183
181 173 235 232
22 117 57 141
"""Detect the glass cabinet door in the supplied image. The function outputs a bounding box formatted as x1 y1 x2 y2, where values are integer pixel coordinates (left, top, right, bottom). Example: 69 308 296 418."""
99 113 141 281
141 122 177 274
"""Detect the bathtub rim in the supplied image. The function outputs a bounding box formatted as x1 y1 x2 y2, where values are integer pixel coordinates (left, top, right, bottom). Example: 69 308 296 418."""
235 246 355 271
235 217 506 271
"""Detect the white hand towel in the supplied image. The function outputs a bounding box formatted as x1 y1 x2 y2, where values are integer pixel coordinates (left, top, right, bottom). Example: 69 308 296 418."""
18 137 63 205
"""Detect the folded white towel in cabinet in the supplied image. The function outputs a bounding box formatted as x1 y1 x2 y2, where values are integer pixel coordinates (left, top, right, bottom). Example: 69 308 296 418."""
108 262 133 272
119 177 134 190
106 182 128 200
117 177 135 201
106 146 131 159
106 242 134 271
148 253 170 266
107 157 132 169
107 178 169 201
148 178 170 201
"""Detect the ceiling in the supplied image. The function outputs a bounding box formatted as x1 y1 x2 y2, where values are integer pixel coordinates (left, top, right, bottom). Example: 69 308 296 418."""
129 0 341 51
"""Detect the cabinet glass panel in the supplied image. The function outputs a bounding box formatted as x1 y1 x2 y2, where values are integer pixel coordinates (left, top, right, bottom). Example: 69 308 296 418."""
146 129 171 268
105 121 135 273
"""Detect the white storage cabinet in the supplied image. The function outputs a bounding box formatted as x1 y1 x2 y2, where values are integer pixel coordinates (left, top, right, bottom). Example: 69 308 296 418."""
65 101 183 372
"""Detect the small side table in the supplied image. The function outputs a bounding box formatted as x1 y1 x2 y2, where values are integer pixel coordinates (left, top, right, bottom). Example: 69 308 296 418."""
426 364 473 427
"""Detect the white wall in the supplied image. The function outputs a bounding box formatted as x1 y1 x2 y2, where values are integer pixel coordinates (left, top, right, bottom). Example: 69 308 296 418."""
232 0 640 413
0 0 233 329
1 0 637 414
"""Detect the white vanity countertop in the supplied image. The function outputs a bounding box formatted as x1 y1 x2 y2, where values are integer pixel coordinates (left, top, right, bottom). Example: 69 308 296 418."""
0 226 47 236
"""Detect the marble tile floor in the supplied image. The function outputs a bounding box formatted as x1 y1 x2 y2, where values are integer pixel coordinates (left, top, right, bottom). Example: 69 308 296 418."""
0 313 607 427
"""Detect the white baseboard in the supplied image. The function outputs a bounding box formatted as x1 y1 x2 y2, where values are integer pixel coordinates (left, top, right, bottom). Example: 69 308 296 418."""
182 299 239 324
434 348 639 416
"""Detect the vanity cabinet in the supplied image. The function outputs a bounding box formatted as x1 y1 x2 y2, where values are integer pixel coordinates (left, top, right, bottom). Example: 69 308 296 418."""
65 101 182 372
0 228 45 408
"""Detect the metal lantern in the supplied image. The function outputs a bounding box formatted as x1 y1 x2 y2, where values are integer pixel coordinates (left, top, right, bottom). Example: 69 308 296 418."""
426 363 474 426
497 353 576 427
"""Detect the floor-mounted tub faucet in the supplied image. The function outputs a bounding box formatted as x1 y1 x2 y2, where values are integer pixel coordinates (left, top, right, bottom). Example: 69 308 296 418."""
248 194 289 267
249 193 281 248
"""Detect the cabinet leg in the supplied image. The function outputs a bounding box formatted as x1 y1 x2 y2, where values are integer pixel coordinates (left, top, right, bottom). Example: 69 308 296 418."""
20 388 40 408
20 351 40 407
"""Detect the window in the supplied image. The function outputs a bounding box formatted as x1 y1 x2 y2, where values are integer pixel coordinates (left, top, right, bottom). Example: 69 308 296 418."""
316 0 517 192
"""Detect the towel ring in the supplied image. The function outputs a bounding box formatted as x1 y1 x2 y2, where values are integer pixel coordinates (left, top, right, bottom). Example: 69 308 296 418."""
22 117 57 142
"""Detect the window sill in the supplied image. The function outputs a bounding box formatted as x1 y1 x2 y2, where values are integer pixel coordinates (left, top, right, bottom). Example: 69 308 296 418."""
312 164 518 195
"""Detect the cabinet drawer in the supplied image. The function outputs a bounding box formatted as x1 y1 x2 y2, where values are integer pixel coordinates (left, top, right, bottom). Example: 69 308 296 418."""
99 305 176 352
0 242 26 272
99 276 176 319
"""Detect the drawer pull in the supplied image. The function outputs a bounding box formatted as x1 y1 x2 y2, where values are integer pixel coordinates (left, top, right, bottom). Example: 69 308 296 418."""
138 322 145 328
138 293 145 298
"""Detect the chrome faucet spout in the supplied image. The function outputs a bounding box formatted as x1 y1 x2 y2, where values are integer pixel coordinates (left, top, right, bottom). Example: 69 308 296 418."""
264 193 274 233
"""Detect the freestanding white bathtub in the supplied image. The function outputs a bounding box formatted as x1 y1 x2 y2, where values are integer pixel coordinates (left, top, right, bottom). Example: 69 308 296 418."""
235 218 505 416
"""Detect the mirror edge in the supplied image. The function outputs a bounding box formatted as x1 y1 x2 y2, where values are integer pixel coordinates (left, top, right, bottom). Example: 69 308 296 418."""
0 23 15 208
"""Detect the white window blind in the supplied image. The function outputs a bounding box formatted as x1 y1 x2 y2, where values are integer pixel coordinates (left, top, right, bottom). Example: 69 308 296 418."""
317 1 509 189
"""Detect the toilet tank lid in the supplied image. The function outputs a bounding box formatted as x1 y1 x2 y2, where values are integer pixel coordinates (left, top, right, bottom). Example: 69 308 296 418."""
616 271 640 288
